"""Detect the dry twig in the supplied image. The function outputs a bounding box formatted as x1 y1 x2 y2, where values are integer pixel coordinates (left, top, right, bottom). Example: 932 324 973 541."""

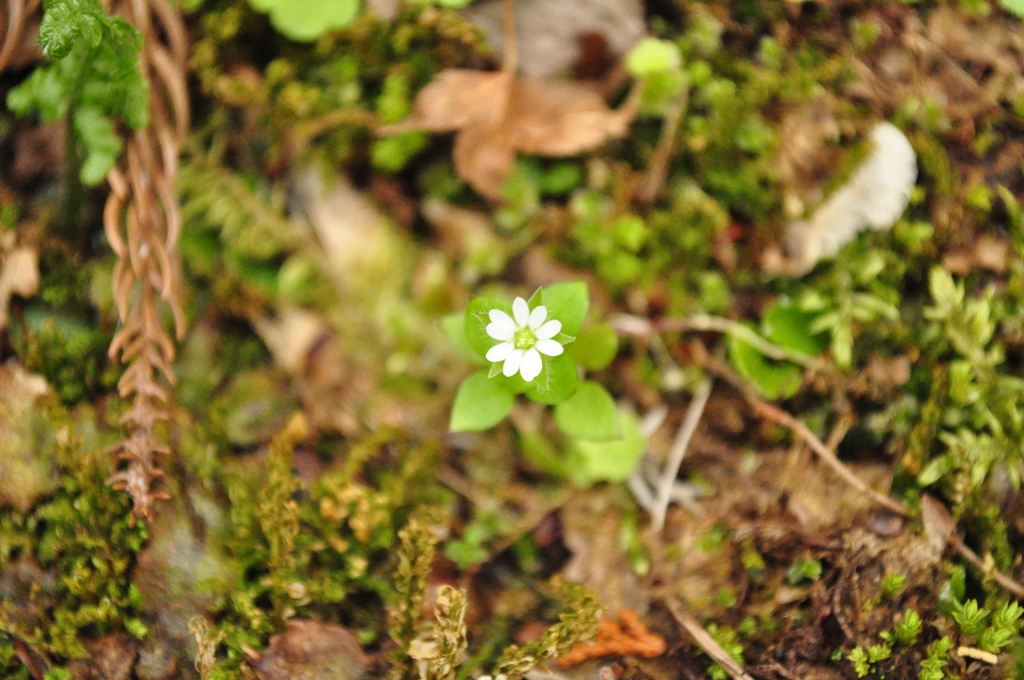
749 397 907 516
611 313 818 369
104 0 189 521
650 377 712 532
949 534 1024 599
705 357 1024 598
664 599 753 680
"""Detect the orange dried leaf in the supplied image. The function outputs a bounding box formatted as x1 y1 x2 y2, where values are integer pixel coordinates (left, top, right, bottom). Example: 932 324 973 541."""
556 610 666 668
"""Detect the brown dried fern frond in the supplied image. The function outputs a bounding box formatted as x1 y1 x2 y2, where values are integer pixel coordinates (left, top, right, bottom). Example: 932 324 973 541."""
104 0 189 522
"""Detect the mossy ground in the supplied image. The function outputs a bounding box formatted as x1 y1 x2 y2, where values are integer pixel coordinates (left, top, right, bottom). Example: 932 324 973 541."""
2 0 1024 679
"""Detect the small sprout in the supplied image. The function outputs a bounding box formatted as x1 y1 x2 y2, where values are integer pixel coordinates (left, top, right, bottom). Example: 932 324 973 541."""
786 557 822 586
894 610 922 646
624 38 686 115
952 599 989 637
918 637 952 680
847 647 870 677
978 601 1024 653
868 643 891 663
881 573 907 600
703 624 744 680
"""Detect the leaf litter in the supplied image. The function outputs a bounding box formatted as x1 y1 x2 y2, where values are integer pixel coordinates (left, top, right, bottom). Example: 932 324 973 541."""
378 0 637 200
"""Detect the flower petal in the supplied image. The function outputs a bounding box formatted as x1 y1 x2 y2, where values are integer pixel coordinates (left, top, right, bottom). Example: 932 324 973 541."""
528 305 547 329
535 339 563 356
486 341 513 362
520 348 543 382
512 297 530 326
503 349 524 377
487 310 516 337
486 320 514 341
536 319 562 340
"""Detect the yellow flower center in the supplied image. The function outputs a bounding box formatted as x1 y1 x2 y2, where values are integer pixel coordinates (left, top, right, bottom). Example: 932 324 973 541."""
513 327 537 350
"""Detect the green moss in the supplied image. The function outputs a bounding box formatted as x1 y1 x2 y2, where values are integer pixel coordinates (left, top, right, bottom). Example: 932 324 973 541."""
0 439 148 661
206 427 448 676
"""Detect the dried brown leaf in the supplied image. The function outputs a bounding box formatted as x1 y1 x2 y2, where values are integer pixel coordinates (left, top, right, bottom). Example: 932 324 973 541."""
387 69 513 133
380 70 634 199
253 620 367 680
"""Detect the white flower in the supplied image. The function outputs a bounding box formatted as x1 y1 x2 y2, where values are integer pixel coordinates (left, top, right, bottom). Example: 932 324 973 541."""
485 297 564 382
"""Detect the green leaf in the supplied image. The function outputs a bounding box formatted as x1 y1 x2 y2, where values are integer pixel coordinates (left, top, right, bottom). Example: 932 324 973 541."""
917 453 953 487
762 302 827 356
464 296 513 361
74 107 121 185
449 371 515 432
516 426 569 478
567 408 646 485
565 324 619 370
554 381 621 442
442 313 485 365
728 332 801 400
541 281 589 336
371 132 428 173
6 67 67 122
38 0 104 59
247 0 360 41
1001 0 1024 17
625 37 683 77
524 353 579 405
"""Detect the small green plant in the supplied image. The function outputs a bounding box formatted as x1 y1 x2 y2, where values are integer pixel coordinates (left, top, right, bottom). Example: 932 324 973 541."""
951 598 989 637
728 299 827 399
942 568 1023 654
894 610 922 646
445 282 621 440
7 0 148 223
786 557 822 586
624 37 687 116
916 266 1024 507
704 624 744 680
972 601 1023 653
881 573 907 600
847 646 870 677
918 636 952 680
847 643 891 678
568 192 652 290
796 249 899 368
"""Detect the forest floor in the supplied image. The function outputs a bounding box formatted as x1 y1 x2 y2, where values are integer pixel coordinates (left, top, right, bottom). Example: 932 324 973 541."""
2 0 1024 679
